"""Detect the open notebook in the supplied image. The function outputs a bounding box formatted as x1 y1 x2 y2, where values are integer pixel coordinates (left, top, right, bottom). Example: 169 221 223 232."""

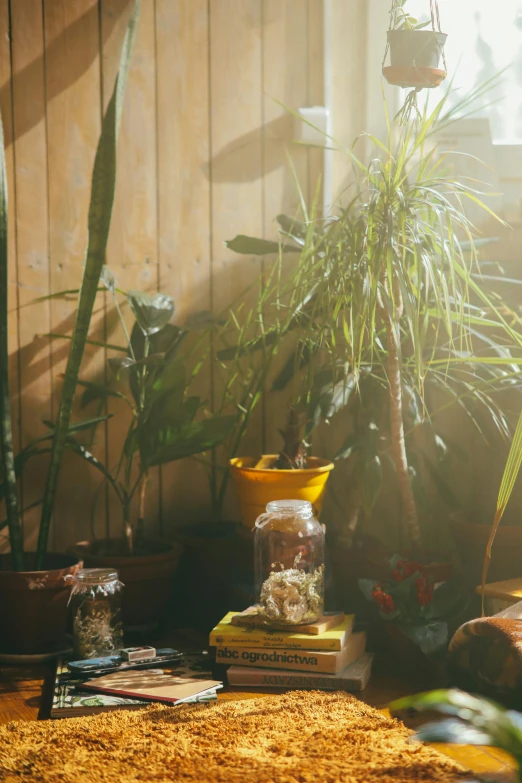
81 668 222 704
51 654 220 718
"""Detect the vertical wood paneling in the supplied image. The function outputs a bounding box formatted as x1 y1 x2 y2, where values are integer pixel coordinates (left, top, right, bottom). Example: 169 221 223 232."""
44 0 102 548
3 0 328 547
262 0 311 456
210 0 263 518
10 0 51 548
0 0 17 551
307 0 324 207
155 0 211 532
101 0 160 539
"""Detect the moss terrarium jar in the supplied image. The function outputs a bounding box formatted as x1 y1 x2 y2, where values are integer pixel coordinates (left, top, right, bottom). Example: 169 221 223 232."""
254 499 324 626
68 568 124 658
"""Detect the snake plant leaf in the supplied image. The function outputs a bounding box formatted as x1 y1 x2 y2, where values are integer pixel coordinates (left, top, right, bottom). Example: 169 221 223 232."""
127 290 174 337
225 235 301 255
0 113 22 566
37 0 141 568
138 414 236 470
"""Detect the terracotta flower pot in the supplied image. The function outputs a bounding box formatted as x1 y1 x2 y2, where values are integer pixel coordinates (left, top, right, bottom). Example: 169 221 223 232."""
230 456 334 529
0 554 83 655
69 539 183 631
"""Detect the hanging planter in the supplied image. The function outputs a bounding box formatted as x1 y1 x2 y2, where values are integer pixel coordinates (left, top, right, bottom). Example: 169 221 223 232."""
382 0 447 120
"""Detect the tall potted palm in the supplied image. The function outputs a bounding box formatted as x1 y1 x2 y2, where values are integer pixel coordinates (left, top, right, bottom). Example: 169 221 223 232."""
0 1 141 655
225 88 522 579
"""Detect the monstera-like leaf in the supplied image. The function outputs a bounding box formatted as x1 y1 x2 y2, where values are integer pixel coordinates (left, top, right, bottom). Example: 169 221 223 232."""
127 290 174 336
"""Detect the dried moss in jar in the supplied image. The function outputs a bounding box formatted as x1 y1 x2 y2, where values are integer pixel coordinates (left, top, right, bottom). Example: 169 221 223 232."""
254 499 324 626
68 569 124 658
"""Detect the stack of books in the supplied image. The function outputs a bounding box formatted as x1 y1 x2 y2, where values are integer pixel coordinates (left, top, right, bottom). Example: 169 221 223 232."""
210 608 372 691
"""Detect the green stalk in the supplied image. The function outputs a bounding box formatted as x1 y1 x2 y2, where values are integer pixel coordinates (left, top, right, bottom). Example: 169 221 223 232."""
36 0 140 569
0 114 23 570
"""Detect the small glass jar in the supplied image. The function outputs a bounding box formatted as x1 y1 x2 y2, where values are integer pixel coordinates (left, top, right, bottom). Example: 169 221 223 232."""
254 499 325 626
68 569 124 658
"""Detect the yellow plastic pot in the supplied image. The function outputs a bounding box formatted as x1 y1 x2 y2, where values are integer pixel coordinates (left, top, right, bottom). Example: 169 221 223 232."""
230 456 334 529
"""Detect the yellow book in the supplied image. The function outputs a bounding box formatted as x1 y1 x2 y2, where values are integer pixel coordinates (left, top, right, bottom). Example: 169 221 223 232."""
209 612 354 651
215 632 366 674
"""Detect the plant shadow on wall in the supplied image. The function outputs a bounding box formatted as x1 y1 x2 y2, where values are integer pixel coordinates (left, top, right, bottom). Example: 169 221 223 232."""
0 1 141 655
220 77 522 614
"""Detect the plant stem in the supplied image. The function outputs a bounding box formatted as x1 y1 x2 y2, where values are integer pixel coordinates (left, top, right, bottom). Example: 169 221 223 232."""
385 311 422 548
122 496 133 554
136 471 147 548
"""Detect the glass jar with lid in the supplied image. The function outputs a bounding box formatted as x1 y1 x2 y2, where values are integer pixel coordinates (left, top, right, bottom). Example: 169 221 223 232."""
68 568 124 658
254 499 324 626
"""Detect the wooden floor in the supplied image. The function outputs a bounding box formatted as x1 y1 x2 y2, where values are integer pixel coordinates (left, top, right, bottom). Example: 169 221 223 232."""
0 658 516 780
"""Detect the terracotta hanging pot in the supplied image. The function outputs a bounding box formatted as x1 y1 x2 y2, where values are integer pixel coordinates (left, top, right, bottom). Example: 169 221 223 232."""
383 30 447 89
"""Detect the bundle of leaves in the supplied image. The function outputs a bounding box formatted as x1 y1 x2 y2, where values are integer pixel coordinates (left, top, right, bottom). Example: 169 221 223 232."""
359 555 464 655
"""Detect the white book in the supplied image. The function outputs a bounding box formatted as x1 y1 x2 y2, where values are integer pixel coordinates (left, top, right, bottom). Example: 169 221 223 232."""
227 653 373 692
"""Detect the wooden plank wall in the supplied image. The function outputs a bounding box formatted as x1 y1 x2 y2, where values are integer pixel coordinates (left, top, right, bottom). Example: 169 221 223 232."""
0 0 325 551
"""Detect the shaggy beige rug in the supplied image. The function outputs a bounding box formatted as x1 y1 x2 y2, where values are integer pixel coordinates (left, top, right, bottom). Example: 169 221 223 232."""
0 691 467 782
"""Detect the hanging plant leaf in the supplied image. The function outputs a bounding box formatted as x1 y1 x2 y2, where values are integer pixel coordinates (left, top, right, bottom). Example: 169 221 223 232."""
127 290 174 336
225 235 301 255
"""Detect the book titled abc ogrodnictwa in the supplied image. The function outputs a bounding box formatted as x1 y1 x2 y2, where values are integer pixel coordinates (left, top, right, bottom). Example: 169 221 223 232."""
226 653 373 691
210 612 354 651
214 630 366 674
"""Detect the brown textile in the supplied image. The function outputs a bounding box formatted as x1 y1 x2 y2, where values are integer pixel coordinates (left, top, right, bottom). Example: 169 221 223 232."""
449 601 522 692
0 691 466 782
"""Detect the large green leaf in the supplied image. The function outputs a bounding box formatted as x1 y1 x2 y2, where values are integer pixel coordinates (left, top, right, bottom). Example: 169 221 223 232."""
127 290 174 337
139 415 236 470
37 0 141 568
225 235 301 255
0 111 22 566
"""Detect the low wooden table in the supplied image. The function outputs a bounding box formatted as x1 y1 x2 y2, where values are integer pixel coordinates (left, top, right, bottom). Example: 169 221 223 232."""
0 655 516 780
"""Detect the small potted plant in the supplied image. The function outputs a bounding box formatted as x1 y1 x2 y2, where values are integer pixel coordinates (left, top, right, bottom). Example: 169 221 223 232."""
230 405 334 529
70 276 235 630
0 4 139 656
383 0 447 89
359 555 464 663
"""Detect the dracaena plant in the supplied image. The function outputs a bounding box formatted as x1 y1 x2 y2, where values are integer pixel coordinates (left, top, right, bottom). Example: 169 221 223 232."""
75 270 235 554
390 689 522 780
224 85 522 551
0 1 140 571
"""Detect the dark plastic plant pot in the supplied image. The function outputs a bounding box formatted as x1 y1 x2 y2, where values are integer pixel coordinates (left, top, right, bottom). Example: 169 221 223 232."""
170 523 253 631
69 539 183 631
0 553 83 655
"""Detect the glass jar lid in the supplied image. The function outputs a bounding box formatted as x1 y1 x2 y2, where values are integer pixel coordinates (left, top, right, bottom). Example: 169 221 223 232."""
74 568 119 585
265 499 313 518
